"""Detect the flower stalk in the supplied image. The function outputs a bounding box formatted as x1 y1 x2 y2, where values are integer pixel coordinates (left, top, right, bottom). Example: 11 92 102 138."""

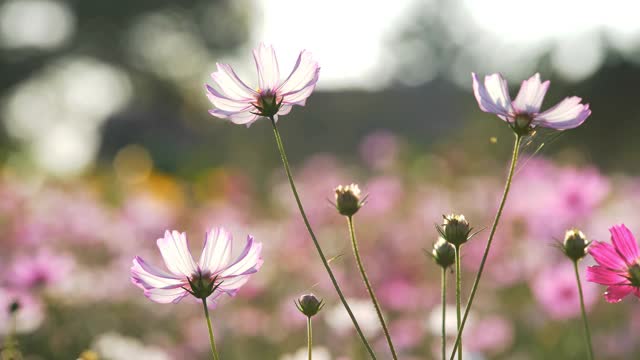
202 298 221 360
449 133 522 360
573 261 595 360
454 245 463 360
441 267 447 360
346 215 398 360
270 117 377 359
307 316 313 360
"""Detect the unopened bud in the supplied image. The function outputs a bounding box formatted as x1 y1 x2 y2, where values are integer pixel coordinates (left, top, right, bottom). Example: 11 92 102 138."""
334 184 364 216
562 229 590 261
295 293 324 318
431 238 456 268
437 214 472 247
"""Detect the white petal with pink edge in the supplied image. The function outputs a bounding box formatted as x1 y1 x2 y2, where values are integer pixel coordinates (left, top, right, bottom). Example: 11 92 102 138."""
253 43 280 91
513 73 550 114
156 231 198 277
205 85 253 112
219 236 263 278
471 73 513 117
144 285 190 304
533 97 591 130
199 227 233 274
131 256 184 290
211 63 257 100
278 50 320 96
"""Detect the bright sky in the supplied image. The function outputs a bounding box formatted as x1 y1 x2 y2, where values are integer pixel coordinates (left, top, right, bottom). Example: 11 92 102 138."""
252 0 640 89
250 0 417 90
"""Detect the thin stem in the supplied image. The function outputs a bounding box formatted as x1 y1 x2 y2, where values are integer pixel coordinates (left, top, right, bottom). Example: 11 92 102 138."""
441 267 447 360
449 133 522 360
307 317 313 360
347 216 399 360
270 117 377 359
202 299 220 360
573 260 595 360
455 245 462 360
3 308 19 355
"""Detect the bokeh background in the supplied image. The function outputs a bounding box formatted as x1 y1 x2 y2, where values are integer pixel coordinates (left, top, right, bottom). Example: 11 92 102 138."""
1 0 640 359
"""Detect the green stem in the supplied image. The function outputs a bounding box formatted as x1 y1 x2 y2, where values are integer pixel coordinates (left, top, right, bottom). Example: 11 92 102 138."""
455 245 462 360
347 216 398 360
270 117 377 359
449 133 522 360
202 299 220 360
307 317 313 360
441 267 447 360
573 261 595 360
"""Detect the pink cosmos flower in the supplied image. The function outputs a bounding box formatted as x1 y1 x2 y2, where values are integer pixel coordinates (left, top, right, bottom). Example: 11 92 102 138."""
586 224 640 303
7 250 74 290
472 73 591 132
131 227 262 307
205 43 320 126
532 262 597 319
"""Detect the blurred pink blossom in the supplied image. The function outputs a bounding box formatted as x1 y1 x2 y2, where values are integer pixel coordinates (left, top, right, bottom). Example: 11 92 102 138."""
532 262 597 319
7 249 74 290
359 130 399 171
0 288 44 334
466 315 514 355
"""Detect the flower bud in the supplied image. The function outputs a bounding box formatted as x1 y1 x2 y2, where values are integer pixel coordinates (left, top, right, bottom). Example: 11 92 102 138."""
431 238 456 269
437 214 472 247
334 184 364 216
562 229 590 261
295 293 324 318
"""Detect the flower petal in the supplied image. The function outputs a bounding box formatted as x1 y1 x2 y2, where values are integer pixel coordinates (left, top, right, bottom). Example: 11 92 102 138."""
199 227 233 274
277 104 292 116
217 274 251 293
588 241 627 270
609 224 640 265
206 290 224 309
211 63 257 100
156 231 198 277
532 97 591 130
219 235 263 278
253 43 280 91
585 265 627 285
144 286 189 304
208 108 259 126
604 285 634 303
471 72 513 118
277 50 320 97
205 85 253 113
282 81 317 106
131 256 184 290
512 73 550 114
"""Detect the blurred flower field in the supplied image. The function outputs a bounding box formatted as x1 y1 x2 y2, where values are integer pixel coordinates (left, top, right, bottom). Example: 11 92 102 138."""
1 129 638 359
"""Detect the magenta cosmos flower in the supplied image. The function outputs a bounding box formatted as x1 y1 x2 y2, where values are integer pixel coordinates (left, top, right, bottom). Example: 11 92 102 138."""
472 73 591 134
205 43 320 126
131 227 262 306
586 224 640 303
